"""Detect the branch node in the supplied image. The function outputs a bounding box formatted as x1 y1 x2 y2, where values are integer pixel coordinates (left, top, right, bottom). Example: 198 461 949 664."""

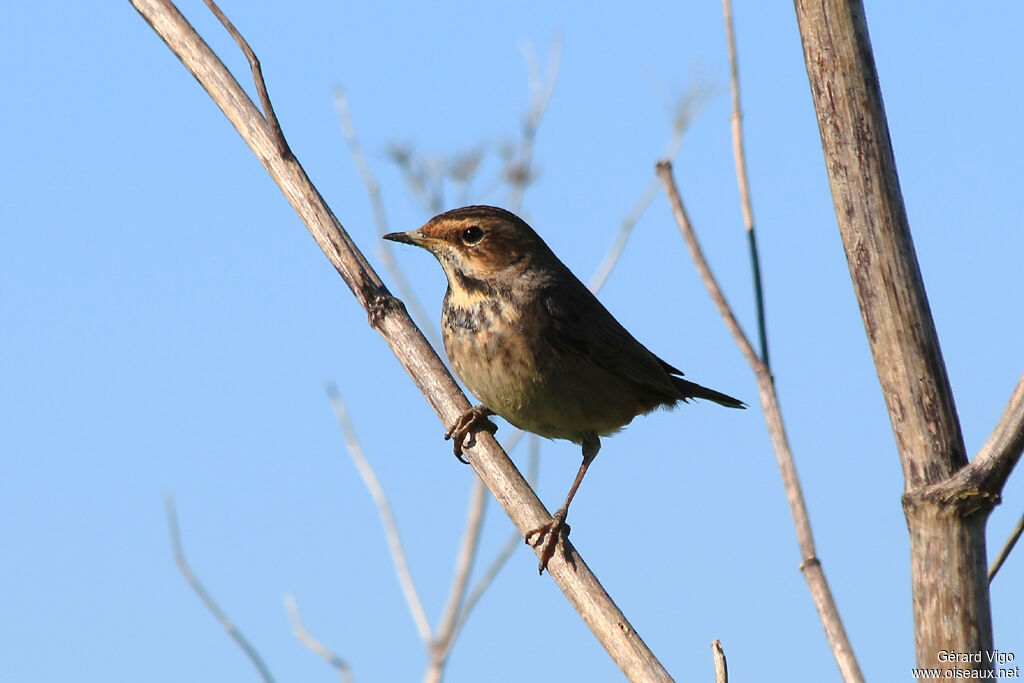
903 480 1000 519
367 291 405 329
798 555 821 572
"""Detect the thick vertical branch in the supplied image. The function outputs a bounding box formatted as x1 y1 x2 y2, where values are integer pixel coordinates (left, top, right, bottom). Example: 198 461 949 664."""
792 0 992 672
793 0 966 488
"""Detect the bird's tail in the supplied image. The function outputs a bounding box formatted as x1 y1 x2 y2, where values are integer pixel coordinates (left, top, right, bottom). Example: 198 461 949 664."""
673 378 746 409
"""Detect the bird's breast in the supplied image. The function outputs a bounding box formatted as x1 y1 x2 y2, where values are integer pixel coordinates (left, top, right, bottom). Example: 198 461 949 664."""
442 290 541 420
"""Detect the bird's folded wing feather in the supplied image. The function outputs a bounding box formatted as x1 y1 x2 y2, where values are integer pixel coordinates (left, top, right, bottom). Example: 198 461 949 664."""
541 284 681 398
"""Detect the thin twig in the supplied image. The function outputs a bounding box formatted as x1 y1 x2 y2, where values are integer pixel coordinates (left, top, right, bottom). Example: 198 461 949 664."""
711 639 728 683
164 496 276 683
202 0 287 154
433 476 487 667
589 83 708 292
722 0 769 368
656 162 757 366
657 161 864 682
326 383 432 645
989 511 1024 583
450 435 541 642
506 35 561 213
333 88 440 349
283 595 355 683
588 180 661 293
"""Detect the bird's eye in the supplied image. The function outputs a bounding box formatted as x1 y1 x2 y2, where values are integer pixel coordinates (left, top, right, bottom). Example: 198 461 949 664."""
461 226 484 245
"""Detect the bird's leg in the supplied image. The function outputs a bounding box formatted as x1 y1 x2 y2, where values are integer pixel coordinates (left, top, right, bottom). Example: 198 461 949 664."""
444 404 497 463
525 432 600 574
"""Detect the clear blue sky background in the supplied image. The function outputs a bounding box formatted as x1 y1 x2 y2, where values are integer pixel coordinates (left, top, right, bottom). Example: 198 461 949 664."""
3 2 1022 681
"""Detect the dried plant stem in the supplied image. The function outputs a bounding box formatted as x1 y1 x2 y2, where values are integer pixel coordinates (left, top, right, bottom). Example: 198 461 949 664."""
588 81 712 293
964 371 1024 498
164 497 276 683
588 180 660 293
711 640 728 683
989 510 1024 583
328 383 531 681
451 435 540 641
792 0 1024 671
589 127 684 293
283 595 354 683
326 384 432 644
431 476 487 668
131 2 670 679
657 161 863 682
507 37 561 213
722 0 769 367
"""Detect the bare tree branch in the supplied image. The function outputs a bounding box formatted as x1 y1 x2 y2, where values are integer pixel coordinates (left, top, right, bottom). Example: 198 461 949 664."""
201 0 284 153
656 162 757 366
386 142 445 215
132 2 670 679
506 35 561 213
588 82 711 293
657 161 863 682
326 383 432 645
164 496 276 683
793 0 995 672
711 639 728 683
989 510 1024 584
970 371 1024 496
450 435 540 643
283 595 355 683
722 0 769 367
431 476 487 674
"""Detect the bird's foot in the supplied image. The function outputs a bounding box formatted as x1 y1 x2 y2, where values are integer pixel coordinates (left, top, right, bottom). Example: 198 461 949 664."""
525 508 573 574
444 404 497 463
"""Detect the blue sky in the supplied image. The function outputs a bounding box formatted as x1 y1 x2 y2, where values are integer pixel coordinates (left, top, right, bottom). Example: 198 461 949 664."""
3 2 1022 681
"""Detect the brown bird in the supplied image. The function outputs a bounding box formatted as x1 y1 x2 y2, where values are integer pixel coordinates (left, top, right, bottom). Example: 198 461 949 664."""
385 205 743 573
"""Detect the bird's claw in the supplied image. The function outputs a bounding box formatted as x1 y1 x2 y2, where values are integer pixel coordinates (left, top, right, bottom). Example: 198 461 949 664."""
525 509 572 574
444 405 497 463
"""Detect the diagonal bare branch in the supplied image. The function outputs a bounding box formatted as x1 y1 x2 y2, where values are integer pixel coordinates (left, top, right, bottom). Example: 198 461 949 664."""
591 78 714 294
988 510 1024 584
164 496 276 683
656 162 757 367
283 594 355 683
588 88 704 293
326 383 432 645
449 434 540 644
658 159 863 683
971 371 1024 496
201 0 285 153
433 476 487 662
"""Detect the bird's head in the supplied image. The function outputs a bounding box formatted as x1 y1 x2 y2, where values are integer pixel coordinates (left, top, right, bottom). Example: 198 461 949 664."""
384 205 552 288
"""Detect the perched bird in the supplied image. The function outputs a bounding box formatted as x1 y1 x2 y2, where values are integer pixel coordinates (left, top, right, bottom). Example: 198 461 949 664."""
384 205 743 573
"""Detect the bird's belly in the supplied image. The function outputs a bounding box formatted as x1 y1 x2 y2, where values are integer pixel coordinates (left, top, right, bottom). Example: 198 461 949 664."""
443 307 645 443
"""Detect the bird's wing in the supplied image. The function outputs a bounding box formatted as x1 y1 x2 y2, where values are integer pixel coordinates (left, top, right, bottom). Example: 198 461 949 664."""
540 280 681 399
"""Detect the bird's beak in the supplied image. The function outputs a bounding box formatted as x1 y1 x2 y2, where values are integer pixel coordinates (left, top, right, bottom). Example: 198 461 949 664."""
382 229 427 247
